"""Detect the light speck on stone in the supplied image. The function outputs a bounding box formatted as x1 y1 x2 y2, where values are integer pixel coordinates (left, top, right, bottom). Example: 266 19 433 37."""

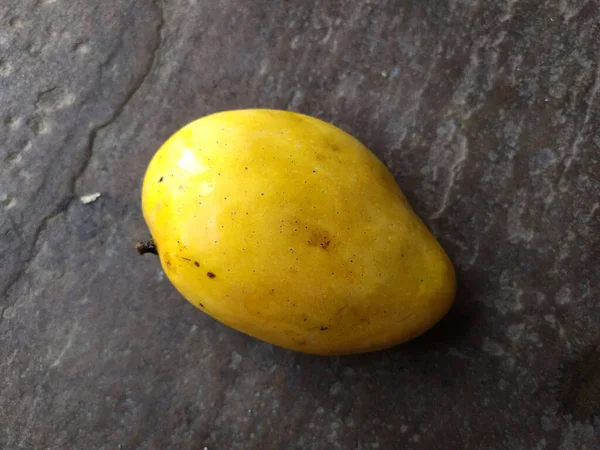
79 192 101 204
555 285 572 305
506 324 525 341
483 338 505 356
329 382 343 396
229 351 243 370
543 315 556 326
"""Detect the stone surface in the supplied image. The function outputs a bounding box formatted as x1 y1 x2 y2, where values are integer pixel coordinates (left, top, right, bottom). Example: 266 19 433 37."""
1 0 599 448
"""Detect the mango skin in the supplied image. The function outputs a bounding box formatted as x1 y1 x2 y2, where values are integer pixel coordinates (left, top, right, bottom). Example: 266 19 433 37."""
141 109 456 355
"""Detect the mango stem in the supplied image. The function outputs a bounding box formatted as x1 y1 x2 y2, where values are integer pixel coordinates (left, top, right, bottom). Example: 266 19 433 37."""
136 239 158 256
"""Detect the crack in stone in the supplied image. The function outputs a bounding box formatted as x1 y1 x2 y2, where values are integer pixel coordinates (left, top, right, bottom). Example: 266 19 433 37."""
71 0 165 194
0 196 71 304
431 132 469 220
48 320 79 369
1 0 165 314
555 53 600 190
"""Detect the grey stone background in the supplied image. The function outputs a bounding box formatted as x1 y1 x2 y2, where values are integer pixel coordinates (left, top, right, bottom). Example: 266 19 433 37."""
1 0 599 448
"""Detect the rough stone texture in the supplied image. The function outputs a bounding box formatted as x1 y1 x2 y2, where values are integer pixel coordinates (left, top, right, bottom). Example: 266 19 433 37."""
1 0 599 448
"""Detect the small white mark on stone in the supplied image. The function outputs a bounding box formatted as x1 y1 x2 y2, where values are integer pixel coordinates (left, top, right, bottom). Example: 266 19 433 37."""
6 153 22 165
28 116 51 135
505 323 525 341
483 338 505 356
79 192 101 204
544 315 556 326
229 351 242 370
555 285 572 305
4 198 17 210
49 322 78 368
35 87 76 111
400 424 408 433
74 42 91 55
6 115 21 129
2 306 16 319
0 349 17 368
329 381 343 396
320 26 334 44
487 151 499 162
0 59 13 77
21 140 32 151
507 197 534 243
290 35 301 50
9 17 23 29
527 332 543 347
288 90 304 110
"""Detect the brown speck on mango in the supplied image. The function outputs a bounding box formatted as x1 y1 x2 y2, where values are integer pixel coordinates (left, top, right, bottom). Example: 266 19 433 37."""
207 272 216 279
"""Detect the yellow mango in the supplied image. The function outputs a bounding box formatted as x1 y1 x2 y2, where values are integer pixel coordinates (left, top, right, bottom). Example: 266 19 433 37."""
138 109 456 355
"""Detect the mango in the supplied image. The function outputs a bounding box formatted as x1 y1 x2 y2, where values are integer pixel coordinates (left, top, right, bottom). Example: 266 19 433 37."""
138 109 455 355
